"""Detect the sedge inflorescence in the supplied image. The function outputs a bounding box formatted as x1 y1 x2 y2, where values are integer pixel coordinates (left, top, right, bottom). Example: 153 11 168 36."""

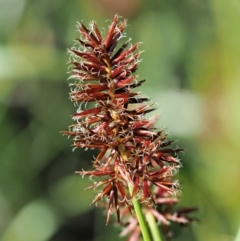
63 14 196 239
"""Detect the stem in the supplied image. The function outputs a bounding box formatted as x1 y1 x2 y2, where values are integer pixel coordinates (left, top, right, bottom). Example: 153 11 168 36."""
117 145 165 241
146 211 163 241
128 184 152 241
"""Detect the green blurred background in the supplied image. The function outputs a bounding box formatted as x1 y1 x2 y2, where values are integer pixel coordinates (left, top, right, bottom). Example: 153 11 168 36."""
1 0 240 240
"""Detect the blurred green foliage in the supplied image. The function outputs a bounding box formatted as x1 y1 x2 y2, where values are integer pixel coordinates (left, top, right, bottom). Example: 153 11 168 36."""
1 0 240 240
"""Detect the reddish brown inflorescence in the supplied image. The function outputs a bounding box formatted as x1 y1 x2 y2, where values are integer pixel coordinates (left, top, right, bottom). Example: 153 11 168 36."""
63 14 196 239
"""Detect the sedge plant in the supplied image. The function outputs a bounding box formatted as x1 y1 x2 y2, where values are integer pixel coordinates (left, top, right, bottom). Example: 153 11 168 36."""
62 14 196 241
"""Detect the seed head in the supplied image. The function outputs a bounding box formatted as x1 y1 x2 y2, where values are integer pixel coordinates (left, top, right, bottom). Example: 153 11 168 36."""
62 14 196 238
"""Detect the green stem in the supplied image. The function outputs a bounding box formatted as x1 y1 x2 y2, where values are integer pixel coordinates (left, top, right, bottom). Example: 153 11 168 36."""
118 145 155 241
128 184 152 241
146 211 163 241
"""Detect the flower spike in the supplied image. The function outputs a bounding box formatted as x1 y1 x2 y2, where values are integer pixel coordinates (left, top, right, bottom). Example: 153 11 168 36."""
62 14 196 240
